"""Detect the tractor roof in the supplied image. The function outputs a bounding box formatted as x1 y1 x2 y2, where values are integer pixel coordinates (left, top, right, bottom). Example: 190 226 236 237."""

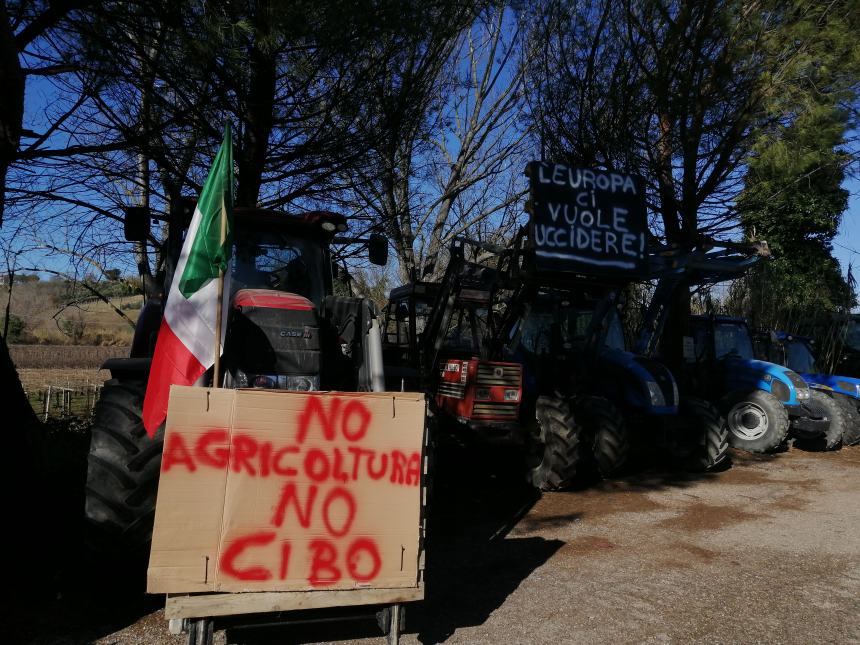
234 208 347 237
388 282 440 302
689 314 748 324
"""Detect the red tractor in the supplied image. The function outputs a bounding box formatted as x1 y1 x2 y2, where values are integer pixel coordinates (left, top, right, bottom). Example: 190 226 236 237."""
379 240 584 491
85 207 389 562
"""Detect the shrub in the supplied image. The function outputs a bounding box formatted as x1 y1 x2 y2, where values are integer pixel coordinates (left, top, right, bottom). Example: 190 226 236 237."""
1 314 26 342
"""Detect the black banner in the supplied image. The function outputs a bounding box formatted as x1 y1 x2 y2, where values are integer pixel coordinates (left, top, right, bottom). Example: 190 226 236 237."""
526 161 648 277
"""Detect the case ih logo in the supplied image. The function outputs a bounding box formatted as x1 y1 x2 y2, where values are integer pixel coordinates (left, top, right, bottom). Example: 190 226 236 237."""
279 326 313 339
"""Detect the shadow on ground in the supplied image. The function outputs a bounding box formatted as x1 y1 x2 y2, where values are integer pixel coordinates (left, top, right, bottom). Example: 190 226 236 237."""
3 423 809 644
226 444 559 645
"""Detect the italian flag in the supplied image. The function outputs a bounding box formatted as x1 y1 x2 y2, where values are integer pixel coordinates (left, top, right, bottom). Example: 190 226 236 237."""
143 124 234 436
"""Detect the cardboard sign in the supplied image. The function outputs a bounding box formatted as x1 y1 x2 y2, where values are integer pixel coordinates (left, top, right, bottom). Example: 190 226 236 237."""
147 386 427 594
526 161 648 277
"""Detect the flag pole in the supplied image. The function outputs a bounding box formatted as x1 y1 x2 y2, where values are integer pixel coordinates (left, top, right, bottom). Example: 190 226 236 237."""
212 189 227 389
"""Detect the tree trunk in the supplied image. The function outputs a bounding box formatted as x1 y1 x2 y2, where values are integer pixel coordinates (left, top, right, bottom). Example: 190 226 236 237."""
659 282 691 381
0 8 51 594
0 2 24 226
236 7 276 208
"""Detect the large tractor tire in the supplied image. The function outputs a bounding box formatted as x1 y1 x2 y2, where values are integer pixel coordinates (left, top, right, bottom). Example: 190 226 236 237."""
723 390 789 454
835 394 860 446
677 396 729 471
573 395 629 477
84 379 163 562
800 390 846 451
527 395 580 491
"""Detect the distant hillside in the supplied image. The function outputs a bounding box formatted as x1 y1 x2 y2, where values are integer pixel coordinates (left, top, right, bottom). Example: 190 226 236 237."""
2 274 143 345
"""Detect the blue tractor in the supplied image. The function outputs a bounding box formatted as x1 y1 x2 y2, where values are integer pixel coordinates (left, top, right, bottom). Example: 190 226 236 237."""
635 240 831 454
755 330 858 447
489 240 728 477
483 161 730 476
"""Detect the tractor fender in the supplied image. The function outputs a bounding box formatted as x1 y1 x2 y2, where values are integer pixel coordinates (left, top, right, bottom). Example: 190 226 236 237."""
800 372 860 400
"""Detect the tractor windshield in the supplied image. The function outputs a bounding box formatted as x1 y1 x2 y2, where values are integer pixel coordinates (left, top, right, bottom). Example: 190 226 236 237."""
232 231 325 303
713 322 754 360
785 340 817 373
520 306 592 355
604 309 626 351
844 321 860 352
443 305 486 353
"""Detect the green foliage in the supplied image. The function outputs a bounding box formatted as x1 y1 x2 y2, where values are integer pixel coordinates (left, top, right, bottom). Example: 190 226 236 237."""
736 0 860 326
55 277 143 306
1 314 25 342
59 316 86 344
350 268 392 311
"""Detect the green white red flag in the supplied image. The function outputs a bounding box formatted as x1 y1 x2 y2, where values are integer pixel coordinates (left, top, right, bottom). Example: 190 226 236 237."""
143 124 234 436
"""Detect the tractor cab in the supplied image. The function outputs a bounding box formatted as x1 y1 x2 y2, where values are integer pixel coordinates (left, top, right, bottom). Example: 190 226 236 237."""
381 241 522 431
688 316 810 406
501 288 677 418
755 330 860 447
754 331 820 375
87 205 390 568
224 209 386 393
685 315 837 449
126 208 387 393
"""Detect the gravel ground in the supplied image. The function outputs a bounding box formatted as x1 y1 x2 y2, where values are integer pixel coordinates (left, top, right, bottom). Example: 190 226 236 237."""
7 444 860 645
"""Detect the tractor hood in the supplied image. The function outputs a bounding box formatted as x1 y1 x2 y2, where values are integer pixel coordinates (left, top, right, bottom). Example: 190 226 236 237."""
723 356 810 406
798 372 860 400
599 347 678 414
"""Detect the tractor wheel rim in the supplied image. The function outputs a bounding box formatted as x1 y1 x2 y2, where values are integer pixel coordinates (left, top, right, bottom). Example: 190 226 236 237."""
728 402 769 441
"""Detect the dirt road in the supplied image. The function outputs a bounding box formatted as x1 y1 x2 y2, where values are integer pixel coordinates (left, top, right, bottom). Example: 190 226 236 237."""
10 445 860 644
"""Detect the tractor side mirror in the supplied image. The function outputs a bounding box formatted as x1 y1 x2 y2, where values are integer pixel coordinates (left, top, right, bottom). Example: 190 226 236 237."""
123 206 150 242
368 233 388 266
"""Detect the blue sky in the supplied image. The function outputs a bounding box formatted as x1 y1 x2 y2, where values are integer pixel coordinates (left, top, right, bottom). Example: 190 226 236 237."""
11 49 860 288
833 176 860 279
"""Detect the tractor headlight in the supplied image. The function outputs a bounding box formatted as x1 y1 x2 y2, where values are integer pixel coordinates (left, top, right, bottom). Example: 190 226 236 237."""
504 388 520 402
645 381 666 406
855 383 860 398
283 375 319 392
796 386 810 401
475 387 491 401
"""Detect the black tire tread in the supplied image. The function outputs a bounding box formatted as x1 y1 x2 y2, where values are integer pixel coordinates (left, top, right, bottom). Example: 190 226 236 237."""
528 395 581 491
809 390 846 451
835 393 860 446
680 396 729 471
84 378 163 557
573 395 629 477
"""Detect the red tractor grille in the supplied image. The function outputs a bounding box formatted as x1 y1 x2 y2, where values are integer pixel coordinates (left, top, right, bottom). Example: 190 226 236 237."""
472 402 519 419
437 382 466 399
435 358 522 423
476 363 521 386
